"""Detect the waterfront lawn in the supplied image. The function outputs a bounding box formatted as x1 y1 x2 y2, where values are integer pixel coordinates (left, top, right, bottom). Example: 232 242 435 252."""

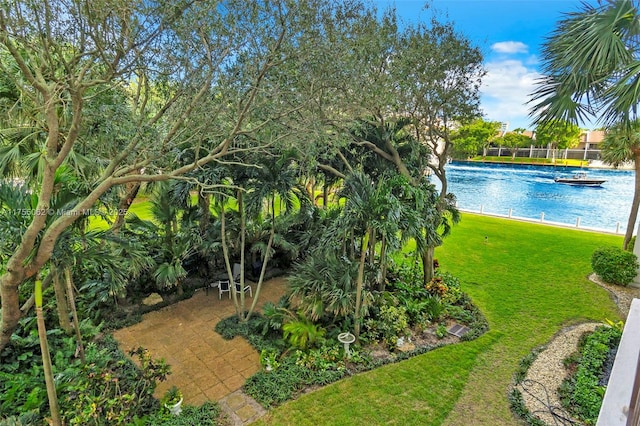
257 213 621 425
470 156 588 167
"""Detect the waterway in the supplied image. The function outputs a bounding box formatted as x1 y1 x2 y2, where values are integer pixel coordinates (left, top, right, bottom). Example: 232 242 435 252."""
433 161 635 234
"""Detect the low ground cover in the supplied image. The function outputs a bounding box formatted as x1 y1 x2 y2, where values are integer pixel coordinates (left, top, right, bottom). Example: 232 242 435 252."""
257 213 621 425
559 323 622 424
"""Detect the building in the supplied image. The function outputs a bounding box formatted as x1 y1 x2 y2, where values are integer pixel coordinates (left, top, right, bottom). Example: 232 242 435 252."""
577 129 606 150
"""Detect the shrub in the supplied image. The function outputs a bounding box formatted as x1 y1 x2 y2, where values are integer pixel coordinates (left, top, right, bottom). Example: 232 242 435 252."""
591 246 638 286
364 303 410 348
135 401 221 425
215 314 286 355
283 317 326 350
294 344 345 371
559 325 622 424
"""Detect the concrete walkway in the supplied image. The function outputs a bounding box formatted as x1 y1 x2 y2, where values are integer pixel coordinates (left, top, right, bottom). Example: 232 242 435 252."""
112 277 287 418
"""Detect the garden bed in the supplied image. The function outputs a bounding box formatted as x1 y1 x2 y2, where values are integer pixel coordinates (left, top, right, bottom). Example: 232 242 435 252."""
510 274 636 425
215 271 489 410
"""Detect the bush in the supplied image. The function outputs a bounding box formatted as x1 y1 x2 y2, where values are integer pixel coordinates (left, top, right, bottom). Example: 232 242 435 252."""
214 314 285 353
628 236 636 253
591 246 638 286
0 322 169 425
559 325 622 424
363 302 410 348
134 401 221 425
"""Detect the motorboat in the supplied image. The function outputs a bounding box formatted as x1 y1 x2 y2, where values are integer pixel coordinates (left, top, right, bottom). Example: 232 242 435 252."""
554 172 606 187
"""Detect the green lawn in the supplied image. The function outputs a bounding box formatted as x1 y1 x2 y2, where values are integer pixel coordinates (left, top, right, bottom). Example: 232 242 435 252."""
89 199 154 230
257 213 621 425
468 156 588 167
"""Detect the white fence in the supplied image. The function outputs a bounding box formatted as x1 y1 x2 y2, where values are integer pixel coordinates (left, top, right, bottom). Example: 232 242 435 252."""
459 206 624 235
485 146 602 161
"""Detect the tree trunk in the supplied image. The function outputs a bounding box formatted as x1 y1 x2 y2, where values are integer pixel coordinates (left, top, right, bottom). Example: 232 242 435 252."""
198 192 211 236
354 230 370 339
379 234 387 292
323 184 329 209
247 225 275 321
623 154 640 250
110 181 141 234
368 228 376 265
422 247 435 286
0 269 25 351
64 267 85 363
35 279 62 426
220 199 237 311
239 191 247 318
20 274 53 314
52 269 72 334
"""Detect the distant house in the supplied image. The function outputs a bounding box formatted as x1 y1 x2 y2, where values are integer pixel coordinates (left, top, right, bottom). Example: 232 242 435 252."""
576 130 605 150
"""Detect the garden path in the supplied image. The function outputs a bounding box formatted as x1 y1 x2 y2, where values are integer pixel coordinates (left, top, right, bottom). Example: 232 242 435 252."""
112 276 287 421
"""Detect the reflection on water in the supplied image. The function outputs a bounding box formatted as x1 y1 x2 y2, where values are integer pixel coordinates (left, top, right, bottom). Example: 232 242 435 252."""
432 161 635 233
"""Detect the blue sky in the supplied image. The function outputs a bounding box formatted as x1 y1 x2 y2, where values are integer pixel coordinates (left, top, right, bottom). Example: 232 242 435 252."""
376 0 598 131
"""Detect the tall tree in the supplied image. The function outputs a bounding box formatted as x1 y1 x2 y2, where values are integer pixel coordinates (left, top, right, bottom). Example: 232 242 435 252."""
0 0 369 350
333 171 402 338
534 120 581 152
498 130 533 160
451 119 501 159
600 123 640 249
529 0 640 250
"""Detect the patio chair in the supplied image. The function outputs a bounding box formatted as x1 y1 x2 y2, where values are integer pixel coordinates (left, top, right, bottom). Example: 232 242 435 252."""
235 282 252 298
218 279 231 299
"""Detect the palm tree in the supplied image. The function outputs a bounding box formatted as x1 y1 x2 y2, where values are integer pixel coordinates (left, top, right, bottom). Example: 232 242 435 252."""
287 248 362 322
332 171 402 338
529 0 640 249
600 122 640 249
241 152 310 320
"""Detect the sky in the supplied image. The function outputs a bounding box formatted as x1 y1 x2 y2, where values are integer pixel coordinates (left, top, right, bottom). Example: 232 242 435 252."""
376 0 599 131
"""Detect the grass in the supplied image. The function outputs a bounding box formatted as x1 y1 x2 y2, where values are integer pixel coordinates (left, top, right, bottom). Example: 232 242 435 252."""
257 213 621 425
89 199 155 230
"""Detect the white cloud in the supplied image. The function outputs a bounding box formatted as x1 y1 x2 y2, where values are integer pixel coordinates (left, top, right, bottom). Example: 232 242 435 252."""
480 59 542 130
491 41 529 55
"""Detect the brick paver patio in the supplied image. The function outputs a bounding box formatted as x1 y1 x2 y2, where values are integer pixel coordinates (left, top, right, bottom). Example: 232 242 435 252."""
112 276 287 407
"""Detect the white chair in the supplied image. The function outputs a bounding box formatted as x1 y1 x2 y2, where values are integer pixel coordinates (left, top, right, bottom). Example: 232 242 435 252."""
218 280 231 299
235 282 252 298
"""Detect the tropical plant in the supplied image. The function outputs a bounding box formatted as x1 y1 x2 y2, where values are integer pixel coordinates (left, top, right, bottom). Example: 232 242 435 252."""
161 387 183 406
600 122 640 249
260 349 281 372
331 171 403 337
0 0 374 352
287 248 364 322
282 316 326 350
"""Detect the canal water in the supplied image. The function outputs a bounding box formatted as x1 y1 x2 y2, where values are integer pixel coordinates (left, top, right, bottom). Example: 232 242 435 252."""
434 161 635 233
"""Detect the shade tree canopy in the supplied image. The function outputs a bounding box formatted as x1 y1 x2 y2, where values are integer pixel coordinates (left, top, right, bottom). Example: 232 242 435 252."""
0 0 383 350
451 119 502 158
534 120 581 150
